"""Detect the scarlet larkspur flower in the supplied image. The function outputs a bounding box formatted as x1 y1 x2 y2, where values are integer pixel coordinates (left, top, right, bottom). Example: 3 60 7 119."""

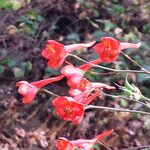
61 59 102 88
42 40 96 69
93 37 141 62
56 129 113 150
69 78 115 98
16 81 38 104
56 138 74 150
16 75 64 104
52 90 100 124
61 64 84 88
52 97 84 122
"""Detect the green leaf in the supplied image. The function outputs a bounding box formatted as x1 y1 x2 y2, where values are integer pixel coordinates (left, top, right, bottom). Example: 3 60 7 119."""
125 75 135 91
104 21 116 32
143 24 150 34
13 67 24 78
7 60 17 68
21 61 32 71
112 4 125 15
0 0 12 10
120 99 128 107
0 65 5 74
66 33 80 42
45 67 60 76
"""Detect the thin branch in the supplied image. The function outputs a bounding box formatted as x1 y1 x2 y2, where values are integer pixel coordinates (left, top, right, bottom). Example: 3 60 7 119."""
39 88 59 97
120 145 150 150
101 92 150 110
85 105 150 115
68 54 149 74
88 70 117 76
120 51 150 74
98 141 112 150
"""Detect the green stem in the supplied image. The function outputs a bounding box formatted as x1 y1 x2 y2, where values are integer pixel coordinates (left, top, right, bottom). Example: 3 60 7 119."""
141 95 150 102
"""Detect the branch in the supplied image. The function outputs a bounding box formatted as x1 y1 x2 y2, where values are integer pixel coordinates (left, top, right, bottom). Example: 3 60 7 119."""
120 51 150 74
85 105 150 115
120 145 150 150
101 92 150 110
68 54 150 74
98 141 112 150
39 88 59 97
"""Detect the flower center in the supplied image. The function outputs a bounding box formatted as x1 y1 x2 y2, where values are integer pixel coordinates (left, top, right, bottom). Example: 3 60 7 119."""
47 45 55 54
104 47 118 58
62 106 75 118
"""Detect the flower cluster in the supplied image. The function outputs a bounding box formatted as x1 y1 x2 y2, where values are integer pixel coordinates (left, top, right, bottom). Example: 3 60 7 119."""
16 37 141 149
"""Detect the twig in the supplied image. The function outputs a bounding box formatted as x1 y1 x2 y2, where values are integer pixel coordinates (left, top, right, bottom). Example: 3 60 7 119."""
85 105 150 115
39 88 59 97
101 92 150 110
68 54 150 74
120 145 150 150
88 70 117 76
120 51 150 74
98 141 112 150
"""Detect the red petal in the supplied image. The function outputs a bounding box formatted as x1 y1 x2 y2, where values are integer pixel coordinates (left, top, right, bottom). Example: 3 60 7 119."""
67 75 83 88
22 91 36 104
47 40 64 50
61 65 83 77
101 37 120 50
93 43 104 54
52 97 69 107
93 129 113 141
47 56 66 69
42 48 52 59
71 102 84 116
83 90 100 105
31 75 64 88
57 138 73 150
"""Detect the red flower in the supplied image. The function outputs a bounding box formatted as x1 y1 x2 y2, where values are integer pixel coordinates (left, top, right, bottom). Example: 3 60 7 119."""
56 129 113 150
61 58 102 89
42 40 95 69
16 81 38 104
16 75 64 104
69 78 92 98
56 138 74 150
93 37 141 62
52 90 100 124
61 64 84 88
69 78 115 98
52 97 84 122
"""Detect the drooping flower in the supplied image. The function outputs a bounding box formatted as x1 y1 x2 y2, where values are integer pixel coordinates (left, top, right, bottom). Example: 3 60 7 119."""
93 37 141 62
61 64 84 88
16 81 38 104
61 59 102 88
16 75 64 104
42 40 96 69
56 129 113 150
